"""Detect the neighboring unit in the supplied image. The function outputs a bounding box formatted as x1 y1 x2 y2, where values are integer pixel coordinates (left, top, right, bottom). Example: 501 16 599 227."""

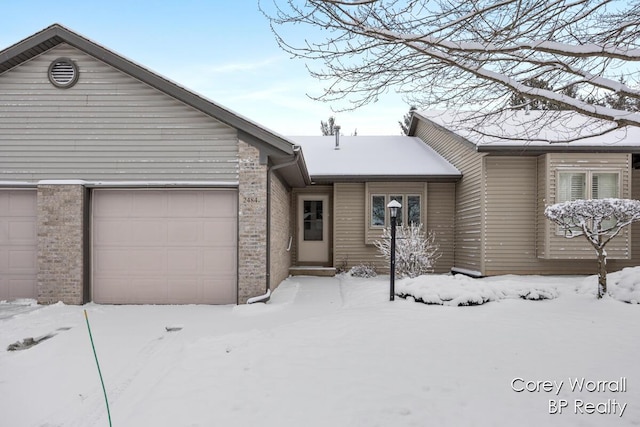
409 111 640 277
0 24 308 304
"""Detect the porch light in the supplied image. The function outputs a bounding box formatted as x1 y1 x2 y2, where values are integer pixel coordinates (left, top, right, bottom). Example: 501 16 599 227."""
387 200 402 301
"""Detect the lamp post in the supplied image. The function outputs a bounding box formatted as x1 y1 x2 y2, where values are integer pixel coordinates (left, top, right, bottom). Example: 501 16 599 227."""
387 200 401 301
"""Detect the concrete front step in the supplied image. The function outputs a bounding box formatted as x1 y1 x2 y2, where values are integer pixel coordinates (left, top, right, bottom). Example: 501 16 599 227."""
289 266 337 277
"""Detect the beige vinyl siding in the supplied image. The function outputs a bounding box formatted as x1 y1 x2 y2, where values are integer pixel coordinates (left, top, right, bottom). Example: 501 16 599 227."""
0 44 238 182
483 155 637 276
413 120 484 273
333 183 381 270
332 182 454 274
536 155 549 258
427 182 455 273
483 157 539 274
543 153 631 260
609 167 640 270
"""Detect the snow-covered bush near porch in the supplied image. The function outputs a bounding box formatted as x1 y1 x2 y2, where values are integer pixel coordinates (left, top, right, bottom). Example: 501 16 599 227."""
396 266 640 306
374 223 440 278
348 263 377 278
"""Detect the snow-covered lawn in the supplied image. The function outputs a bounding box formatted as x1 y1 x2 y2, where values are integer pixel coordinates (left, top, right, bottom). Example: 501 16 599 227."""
1 269 639 427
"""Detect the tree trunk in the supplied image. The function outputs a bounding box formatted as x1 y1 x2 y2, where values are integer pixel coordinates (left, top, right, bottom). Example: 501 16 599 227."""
597 249 607 299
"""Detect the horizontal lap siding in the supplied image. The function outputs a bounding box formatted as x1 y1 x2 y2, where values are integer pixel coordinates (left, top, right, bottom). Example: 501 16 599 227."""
414 120 483 273
609 168 640 270
333 183 380 270
484 156 637 276
0 44 238 182
427 183 455 273
545 153 631 260
484 157 539 273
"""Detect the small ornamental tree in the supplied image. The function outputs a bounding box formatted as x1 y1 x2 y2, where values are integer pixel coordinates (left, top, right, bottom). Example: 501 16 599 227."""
544 198 640 298
375 223 440 279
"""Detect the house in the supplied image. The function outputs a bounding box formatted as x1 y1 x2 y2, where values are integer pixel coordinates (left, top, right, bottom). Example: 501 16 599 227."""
0 24 309 304
409 110 640 277
1 25 638 305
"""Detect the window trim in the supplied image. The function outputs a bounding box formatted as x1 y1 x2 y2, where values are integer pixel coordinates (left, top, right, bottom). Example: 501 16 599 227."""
555 169 621 235
369 193 422 228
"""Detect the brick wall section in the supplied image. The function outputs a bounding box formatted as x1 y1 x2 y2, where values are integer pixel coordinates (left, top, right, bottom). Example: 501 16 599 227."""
270 172 292 290
37 184 85 304
238 141 268 303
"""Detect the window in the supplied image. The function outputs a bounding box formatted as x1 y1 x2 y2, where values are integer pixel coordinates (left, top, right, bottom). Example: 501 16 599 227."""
370 194 421 227
558 171 619 202
303 200 323 241
557 171 620 234
371 195 386 226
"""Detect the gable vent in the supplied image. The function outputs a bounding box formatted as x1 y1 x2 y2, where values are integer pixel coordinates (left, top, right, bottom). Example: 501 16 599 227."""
48 58 79 88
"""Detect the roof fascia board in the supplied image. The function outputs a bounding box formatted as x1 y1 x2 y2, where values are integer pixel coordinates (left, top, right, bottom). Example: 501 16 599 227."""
477 145 640 154
310 174 462 183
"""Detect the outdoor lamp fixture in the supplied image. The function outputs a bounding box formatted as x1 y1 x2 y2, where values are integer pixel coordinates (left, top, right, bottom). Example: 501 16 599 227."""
387 200 401 301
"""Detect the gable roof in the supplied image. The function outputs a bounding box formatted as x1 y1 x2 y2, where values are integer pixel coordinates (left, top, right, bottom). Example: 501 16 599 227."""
411 110 640 153
288 135 461 182
0 23 310 184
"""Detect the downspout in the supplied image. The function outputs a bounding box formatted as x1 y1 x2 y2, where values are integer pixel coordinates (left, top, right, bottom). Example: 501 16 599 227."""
247 146 302 304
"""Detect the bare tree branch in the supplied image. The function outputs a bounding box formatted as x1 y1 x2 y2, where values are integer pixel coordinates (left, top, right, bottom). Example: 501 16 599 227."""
260 0 640 141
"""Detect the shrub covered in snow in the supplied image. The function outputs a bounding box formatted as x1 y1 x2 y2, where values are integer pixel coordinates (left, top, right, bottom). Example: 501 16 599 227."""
396 274 560 306
545 198 640 298
348 263 377 278
374 223 440 279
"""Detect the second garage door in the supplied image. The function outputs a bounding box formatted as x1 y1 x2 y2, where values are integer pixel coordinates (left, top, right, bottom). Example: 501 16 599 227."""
92 189 237 304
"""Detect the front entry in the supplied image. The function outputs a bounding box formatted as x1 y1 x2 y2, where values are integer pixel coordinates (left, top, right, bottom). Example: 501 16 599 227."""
297 194 330 264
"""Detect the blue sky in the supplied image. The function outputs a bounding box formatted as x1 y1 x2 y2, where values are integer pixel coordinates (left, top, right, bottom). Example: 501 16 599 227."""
0 1 409 136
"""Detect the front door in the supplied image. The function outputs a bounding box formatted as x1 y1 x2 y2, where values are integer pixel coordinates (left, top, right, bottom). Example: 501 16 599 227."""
297 194 329 264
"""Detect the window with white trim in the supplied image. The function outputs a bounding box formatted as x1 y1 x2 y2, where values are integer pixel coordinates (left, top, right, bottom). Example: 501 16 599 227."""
557 171 620 233
370 194 421 227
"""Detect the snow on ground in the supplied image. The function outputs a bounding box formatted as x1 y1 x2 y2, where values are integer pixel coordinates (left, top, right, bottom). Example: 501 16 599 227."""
1 270 639 427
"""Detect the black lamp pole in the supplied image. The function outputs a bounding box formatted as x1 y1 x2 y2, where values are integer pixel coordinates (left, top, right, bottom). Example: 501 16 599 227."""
387 200 401 301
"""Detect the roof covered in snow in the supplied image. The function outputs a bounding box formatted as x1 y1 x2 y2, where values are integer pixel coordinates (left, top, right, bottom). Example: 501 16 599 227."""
413 110 640 152
288 135 461 182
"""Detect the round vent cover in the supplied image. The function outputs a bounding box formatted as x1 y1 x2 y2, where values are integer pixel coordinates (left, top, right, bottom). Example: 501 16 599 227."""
48 58 79 88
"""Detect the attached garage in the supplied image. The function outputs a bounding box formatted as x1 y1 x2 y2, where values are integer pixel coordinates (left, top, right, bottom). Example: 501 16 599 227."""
92 189 237 304
0 189 38 300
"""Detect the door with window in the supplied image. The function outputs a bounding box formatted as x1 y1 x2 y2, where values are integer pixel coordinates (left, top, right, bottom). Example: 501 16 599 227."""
297 194 330 264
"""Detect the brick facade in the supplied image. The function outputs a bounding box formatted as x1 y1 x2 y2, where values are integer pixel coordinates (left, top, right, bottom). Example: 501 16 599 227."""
269 172 292 290
37 184 86 304
238 141 268 303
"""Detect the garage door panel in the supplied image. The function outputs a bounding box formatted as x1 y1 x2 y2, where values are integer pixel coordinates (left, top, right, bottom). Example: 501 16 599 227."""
167 221 201 244
202 278 236 304
0 190 37 300
203 218 236 244
93 189 237 304
203 248 237 273
167 249 200 272
132 192 167 217
204 192 237 217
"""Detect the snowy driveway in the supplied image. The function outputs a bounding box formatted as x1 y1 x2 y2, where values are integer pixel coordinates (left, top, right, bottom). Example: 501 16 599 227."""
1 274 639 426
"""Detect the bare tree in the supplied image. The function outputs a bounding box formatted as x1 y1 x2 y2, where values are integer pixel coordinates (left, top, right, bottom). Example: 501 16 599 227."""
261 0 640 141
399 105 417 134
544 199 640 298
320 115 337 135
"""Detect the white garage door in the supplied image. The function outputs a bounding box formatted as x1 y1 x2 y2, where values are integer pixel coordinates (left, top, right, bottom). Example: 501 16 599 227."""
0 190 38 300
92 189 237 304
